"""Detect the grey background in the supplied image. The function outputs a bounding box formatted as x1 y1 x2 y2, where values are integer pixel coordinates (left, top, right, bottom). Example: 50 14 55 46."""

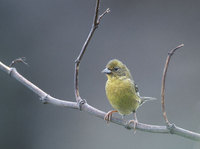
0 0 200 148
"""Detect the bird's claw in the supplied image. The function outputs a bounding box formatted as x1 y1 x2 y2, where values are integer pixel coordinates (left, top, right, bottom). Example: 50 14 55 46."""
128 119 138 134
104 110 117 123
104 111 112 123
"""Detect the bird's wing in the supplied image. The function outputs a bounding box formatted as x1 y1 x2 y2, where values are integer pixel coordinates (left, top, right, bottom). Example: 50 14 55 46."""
134 83 140 96
126 79 141 103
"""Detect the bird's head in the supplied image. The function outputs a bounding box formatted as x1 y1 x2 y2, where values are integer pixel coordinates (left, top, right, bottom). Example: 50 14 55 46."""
102 59 132 79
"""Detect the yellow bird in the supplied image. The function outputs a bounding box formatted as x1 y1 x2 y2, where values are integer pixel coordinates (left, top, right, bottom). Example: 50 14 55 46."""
102 59 156 129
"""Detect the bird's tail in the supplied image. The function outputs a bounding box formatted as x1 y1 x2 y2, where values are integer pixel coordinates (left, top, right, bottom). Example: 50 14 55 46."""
140 96 157 106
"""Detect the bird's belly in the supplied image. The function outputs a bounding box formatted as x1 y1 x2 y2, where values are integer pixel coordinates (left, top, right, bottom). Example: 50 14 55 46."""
106 80 139 115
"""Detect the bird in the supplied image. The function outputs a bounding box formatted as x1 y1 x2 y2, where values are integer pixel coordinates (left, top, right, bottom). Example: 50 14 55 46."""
102 59 156 131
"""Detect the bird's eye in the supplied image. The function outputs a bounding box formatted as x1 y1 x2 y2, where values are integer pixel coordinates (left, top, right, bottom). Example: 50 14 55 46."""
113 67 119 71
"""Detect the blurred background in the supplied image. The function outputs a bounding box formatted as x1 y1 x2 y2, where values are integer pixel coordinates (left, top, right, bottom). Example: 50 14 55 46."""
0 0 200 148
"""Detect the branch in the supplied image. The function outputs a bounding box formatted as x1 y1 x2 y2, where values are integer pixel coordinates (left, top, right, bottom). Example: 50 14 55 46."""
74 0 110 106
1 0 200 142
1 60 200 141
9 57 28 67
161 44 184 125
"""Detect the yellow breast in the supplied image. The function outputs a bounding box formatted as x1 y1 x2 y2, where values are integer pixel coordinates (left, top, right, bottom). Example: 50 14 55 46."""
105 77 141 115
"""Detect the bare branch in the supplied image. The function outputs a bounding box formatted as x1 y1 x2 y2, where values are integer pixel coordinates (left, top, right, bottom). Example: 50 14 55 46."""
161 44 184 125
0 61 200 141
94 0 100 26
1 0 200 143
74 0 109 107
9 57 28 67
98 8 110 24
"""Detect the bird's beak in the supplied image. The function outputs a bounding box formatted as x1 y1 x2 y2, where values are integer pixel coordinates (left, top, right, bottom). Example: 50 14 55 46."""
102 68 111 74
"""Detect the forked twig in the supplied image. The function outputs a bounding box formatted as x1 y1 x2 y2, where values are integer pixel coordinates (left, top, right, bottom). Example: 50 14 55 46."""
1 0 200 142
161 44 184 125
9 57 28 67
1 59 200 141
74 0 109 108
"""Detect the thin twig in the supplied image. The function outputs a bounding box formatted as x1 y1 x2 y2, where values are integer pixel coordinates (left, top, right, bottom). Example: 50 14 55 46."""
98 8 110 23
1 0 199 142
161 44 184 125
74 0 109 107
1 61 200 141
9 57 28 67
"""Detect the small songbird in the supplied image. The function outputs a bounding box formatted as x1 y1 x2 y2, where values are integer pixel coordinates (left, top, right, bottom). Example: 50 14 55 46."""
102 59 156 130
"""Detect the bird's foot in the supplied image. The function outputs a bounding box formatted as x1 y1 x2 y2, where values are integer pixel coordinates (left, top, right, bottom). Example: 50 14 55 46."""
128 119 138 134
104 110 118 123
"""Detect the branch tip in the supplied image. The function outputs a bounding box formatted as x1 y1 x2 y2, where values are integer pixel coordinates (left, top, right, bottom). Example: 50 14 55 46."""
168 43 184 55
97 8 110 24
9 57 29 67
106 8 110 13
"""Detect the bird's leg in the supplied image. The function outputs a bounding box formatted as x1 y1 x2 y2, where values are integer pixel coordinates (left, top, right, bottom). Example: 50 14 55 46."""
128 112 138 133
104 110 118 123
134 112 138 123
